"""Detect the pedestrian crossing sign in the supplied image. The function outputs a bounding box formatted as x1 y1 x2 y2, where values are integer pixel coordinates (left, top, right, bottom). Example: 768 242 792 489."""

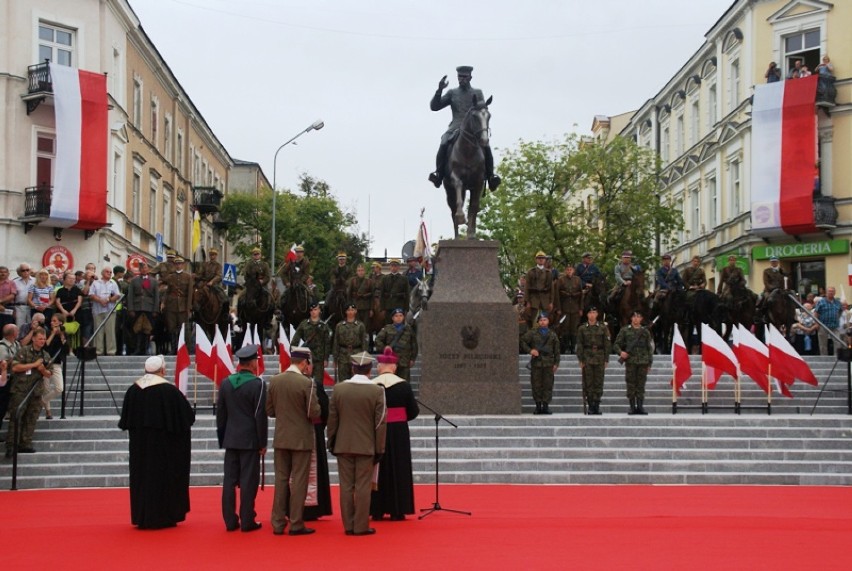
222 263 238 286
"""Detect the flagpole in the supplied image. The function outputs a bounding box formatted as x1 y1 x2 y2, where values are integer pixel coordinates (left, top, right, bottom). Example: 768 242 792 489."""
701 365 708 415
671 364 677 415
767 362 772 416
213 363 218 414
192 358 198 411
734 364 741 415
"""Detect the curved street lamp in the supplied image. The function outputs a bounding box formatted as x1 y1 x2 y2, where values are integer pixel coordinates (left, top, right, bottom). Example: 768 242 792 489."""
270 119 324 275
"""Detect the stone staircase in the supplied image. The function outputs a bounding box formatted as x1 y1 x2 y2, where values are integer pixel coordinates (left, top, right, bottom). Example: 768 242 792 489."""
2 354 851 489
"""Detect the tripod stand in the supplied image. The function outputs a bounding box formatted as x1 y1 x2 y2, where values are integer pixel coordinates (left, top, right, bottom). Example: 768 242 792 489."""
416 398 471 519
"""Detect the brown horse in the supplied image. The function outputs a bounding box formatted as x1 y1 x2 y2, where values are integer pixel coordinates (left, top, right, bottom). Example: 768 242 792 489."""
719 272 758 341
367 296 386 352
192 283 229 341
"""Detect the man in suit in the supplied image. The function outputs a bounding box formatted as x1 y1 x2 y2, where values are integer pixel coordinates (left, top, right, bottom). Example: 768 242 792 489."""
216 344 268 532
327 351 387 536
265 347 321 536
126 261 159 356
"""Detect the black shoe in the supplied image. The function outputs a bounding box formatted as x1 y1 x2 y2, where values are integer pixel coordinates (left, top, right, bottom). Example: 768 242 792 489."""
289 527 315 536
488 175 501 191
345 530 355 536
272 528 285 536
372 515 384 521
389 514 406 521
428 172 442 188
241 522 262 532
636 398 649 415
353 528 376 536
533 402 542 415
541 403 552 415
226 523 239 532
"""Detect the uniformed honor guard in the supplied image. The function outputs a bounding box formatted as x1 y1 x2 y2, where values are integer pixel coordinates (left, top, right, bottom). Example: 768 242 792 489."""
757 256 786 314
4 328 52 457
576 306 611 415
292 302 332 387
347 264 375 325
196 247 228 304
329 252 350 298
280 245 310 288
525 251 554 327
613 310 653 415
654 254 684 303
555 264 583 353
380 259 409 323
375 308 418 381
521 312 560 414
244 247 271 298
717 254 745 298
575 252 602 291
333 303 368 382
151 250 177 286
682 255 707 297
163 257 193 354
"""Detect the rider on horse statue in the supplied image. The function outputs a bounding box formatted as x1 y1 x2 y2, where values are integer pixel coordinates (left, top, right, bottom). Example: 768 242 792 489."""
653 253 684 304
428 65 500 191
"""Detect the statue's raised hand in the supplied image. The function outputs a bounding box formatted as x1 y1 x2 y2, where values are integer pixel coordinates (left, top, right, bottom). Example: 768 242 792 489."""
438 75 448 91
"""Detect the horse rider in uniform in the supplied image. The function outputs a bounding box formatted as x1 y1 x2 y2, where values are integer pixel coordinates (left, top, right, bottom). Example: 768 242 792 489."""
757 256 786 315
196 247 228 304
405 257 422 289
292 302 332 388
575 252 602 292
555 264 583 354
333 303 368 383
152 250 177 299
525 251 554 327
280 246 310 303
717 255 745 300
654 254 684 304
521 311 560 414
610 251 636 307
428 65 501 191
348 263 375 326
163 257 193 353
576 306 611 415
327 251 350 303
681 256 707 301
380 259 409 324
613 310 653 415
243 247 271 305
375 308 418 382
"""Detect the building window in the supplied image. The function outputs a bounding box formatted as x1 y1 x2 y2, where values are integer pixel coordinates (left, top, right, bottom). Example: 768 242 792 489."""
149 173 160 232
38 23 74 66
132 162 142 225
164 115 173 162
661 126 670 164
707 84 717 130
151 97 159 149
691 187 701 236
676 115 685 156
163 186 173 245
176 205 185 253
690 101 700 146
111 150 124 207
132 78 142 127
110 47 123 101
36 134 55 188
176 130 184 173
729 160 741 216
729 59 740 112
706 177 718 228
676 196 685 244
784 29 821 77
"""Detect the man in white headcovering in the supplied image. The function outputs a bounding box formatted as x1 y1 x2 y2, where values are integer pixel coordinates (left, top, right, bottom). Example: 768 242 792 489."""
119 355 195 529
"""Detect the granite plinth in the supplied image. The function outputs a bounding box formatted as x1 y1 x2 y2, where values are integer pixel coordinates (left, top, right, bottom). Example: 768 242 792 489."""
418 240 521 414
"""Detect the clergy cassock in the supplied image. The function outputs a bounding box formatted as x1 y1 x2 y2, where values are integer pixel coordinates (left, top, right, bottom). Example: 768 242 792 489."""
301 375 333 521
370 350 419 520
118 356 195 529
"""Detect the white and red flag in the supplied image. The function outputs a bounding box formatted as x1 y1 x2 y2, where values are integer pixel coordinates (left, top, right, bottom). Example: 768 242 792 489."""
47 63 108 230
213 326 236 383
766 323 817 386
285 244 299 264
195 323 216 383
278 323 291 372
253 324 265 376
701 323 738 389
671 325 692 395
750 75 818 235
731 324 770 394
174 323 189 395
414 219 432 263
226 324 234 361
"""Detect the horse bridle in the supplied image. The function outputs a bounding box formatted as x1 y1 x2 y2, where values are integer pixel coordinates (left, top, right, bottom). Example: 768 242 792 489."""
459 106 490 144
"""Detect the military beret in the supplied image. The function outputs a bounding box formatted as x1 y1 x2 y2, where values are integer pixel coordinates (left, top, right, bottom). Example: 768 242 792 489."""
350 351 374 366
291 347 312 362
391 308 405 316
346 302 357 310
661 254 672 260
621 251 632 258
535 251 546 258
113 265 126 274
630 310 644 318
309 301 320 310
587 306 599 312
251 247 262 254
537 312 549 321
376 347 398 364
235 344 259 362
456 65 473 75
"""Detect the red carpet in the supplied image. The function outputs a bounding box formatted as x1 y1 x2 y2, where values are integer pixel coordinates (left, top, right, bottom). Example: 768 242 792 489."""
2 485 851 570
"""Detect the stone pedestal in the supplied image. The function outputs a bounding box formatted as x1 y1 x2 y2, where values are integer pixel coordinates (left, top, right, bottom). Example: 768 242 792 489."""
418 240 520 414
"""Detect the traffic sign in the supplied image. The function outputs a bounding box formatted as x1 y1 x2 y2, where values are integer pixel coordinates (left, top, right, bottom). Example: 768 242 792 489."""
223 263 238 286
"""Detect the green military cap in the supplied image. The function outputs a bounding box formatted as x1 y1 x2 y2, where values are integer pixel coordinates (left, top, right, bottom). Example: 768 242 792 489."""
389 258 401 265
166 249 176 257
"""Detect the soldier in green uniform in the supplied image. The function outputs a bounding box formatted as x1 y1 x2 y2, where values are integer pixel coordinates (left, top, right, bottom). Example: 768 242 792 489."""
381 259 409 324
520 312 560 414
681 256 707 300
280 245 311 288
555 264 583 354
525 251 554 327
163 257 193 354
244 247 271 303
195 247 228 304
151 250 177 286
348 263 375 326
716 254 745 298
576 306 611 415
327 252 350 307
333 303 368 382
375 308 418 381
292 302 332 387
5 328 52 457
613 310 653 415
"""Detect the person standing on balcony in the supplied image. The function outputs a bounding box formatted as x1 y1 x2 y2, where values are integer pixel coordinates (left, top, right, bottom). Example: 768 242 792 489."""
765 62 781 83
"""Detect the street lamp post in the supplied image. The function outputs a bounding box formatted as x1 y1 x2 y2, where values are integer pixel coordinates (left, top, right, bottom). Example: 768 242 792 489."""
270 119 325 275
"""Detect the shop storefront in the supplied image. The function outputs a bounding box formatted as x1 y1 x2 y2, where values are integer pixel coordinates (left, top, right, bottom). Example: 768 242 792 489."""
751 239 850 297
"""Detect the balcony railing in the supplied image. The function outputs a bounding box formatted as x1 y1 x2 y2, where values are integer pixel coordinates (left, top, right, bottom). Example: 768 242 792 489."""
24 185 52 217
27 61 52 94
816 75 836 106
813 195 837 229
193 186 223 214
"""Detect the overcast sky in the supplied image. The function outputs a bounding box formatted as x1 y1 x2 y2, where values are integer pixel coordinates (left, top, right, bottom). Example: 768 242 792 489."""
130 0 734 259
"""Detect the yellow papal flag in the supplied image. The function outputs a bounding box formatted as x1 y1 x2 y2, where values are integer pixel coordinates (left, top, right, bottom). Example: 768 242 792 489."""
191 210 201 253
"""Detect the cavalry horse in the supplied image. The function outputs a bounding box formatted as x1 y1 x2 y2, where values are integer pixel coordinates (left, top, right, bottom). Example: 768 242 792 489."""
324 287 349 336
718 273 758 342
237 282 275 340
605 270 650 341
679 289 724 353
366 296 386 353
278 281 311 341
581 273 608 320
650 289 687 354
192 283 229 341
760 288 796 341
406 277 431 328
443 94 493 239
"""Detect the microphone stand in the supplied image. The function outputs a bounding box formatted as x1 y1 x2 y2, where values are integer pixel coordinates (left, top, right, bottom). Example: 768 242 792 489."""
416 398 471 519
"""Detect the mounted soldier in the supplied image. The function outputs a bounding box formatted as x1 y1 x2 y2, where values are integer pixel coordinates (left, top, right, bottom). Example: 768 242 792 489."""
609 250 636 308
654 253 684 304
195 247 228 305
717 255 745 301
681 255 707 301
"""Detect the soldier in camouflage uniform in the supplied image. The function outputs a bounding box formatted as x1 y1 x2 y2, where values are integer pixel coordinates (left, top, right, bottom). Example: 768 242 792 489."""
292 302 332 387
375 308 418 381
381 260 409 324
575 306 611 415
5 328 52 457
347 264 374 325
332 303 368 382
520 312 560 414
525 251 553 328
555 264 583 354
613 310 653 415
162 257 193 354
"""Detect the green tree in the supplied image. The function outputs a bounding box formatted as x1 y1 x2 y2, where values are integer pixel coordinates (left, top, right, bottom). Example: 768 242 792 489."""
219 173 368 289
479 134 682 286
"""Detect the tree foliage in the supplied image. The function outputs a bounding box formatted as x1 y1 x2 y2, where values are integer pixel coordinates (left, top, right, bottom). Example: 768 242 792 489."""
479 134 682 286
219 173 368 289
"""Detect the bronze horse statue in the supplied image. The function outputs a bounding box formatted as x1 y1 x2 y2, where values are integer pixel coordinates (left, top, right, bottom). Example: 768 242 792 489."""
443 95 493 239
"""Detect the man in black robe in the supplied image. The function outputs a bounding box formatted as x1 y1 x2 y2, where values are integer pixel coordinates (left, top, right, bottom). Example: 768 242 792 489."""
370 347 419 521
118 354 195 529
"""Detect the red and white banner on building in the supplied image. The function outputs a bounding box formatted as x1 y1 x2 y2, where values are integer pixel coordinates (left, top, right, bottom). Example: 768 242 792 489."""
750 75 818 236
46 63 108 230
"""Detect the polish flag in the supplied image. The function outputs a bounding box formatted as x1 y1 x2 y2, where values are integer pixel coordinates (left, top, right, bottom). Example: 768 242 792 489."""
241 323 254 350
671 325 692 395
731 324 770 394
775 379 794 398
225 324 234 361
213 326 235 382
47 63 108 230
285 244 299 264
174 323 189 395
750 76 818 235
701 323 738 388
253 324 265 376
766 324 817 386
195 324 216 383
278 323 291 372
